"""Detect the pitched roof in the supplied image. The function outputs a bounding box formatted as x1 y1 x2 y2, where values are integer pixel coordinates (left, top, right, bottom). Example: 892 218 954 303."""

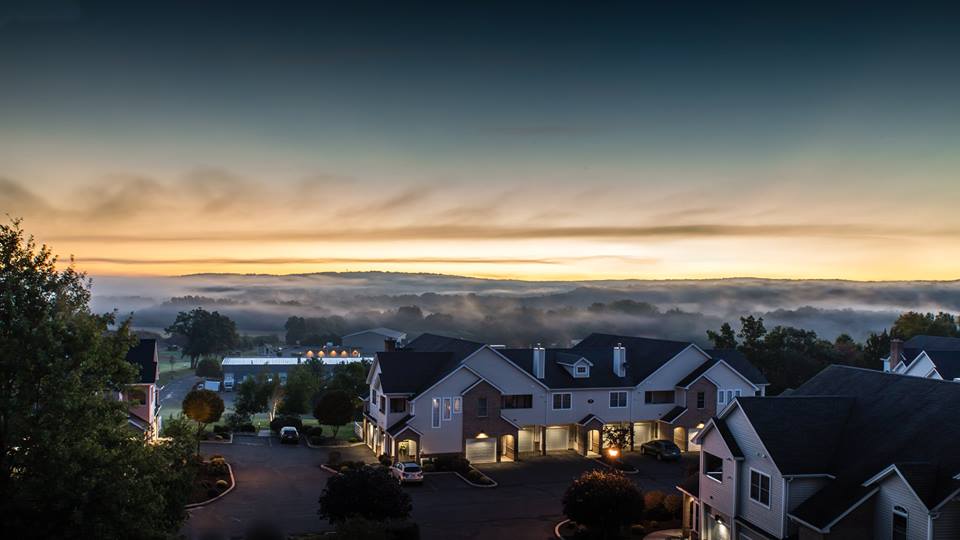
125 338 158 384
343 327 406 340
743 366 960 529
713 416 743 459
903 334 960 351
674 349 768 388
500 332 698 389
386 414 415 436
736 395 854 475
923 350 960 380
661 405 686 423
374 333 485 395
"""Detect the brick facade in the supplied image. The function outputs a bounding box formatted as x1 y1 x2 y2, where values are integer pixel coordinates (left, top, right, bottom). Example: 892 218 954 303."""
681 377 717 429
461 380 518 462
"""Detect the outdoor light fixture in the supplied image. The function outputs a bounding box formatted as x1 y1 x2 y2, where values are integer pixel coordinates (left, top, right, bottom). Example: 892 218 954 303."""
696 422 705 429
476 432 489 439
606 447 620 458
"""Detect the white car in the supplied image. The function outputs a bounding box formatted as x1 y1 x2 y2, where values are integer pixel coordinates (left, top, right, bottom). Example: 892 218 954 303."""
390 462 423 484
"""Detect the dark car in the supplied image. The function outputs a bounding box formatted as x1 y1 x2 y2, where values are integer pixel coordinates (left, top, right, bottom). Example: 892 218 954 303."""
279 426 300 444
639 439 681 461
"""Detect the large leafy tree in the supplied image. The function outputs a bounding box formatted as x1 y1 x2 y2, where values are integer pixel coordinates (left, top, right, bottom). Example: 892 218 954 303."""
562 470 644 538
182 389 225 455
706 322 737 349
165 307 239 368
327 359 371 397
318 466 412 524
313 389 357 439
279 364 321 415
0 220 194 539
891 311 960 340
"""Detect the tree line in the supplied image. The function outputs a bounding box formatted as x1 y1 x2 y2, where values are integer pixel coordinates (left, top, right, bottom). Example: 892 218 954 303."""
706 311 960 393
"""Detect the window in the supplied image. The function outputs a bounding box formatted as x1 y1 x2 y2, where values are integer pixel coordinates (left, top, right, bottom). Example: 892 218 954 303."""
609 391 628 408
389 397 406 413
719 389 741 407
704 452 723 482
379 395 386 413
431 398 440 428
644 390 674 404
749 469 771 507
477 396 488 417
501 394 533 409
892 506 908 540
443 397 452 420
575 365 588 377
696 391 705 409
453 397 462 414
552 393 572 410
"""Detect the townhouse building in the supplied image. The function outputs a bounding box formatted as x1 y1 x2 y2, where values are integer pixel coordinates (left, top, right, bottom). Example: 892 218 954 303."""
679 365 960 540
885 335 960 381
123 338 161 439
362 332 766 464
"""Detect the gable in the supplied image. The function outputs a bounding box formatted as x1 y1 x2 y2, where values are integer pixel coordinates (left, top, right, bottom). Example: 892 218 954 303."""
704 360 758 390
641 345 711 389
465 347 549 394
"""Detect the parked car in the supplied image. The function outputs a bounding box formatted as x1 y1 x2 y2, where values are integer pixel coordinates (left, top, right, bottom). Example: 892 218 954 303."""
390 462 424 485
279 426 300 444
639 439 682 461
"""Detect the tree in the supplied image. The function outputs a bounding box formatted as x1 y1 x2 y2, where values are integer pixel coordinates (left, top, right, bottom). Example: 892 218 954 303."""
279 364 321 415
863 329 891 369
234 372 281 419
314 389 357 439
182 389 225 455
318 466 412 524
706 322 737 349
562 470 644 539
0 219 194 538
737 315 767 360
602 425 630 454
891 311 960 340
195 357 222 378
327 360 371 397
165 308 239 368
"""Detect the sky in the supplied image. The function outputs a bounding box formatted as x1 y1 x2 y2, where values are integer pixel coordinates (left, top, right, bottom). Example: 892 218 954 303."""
2 0 960 280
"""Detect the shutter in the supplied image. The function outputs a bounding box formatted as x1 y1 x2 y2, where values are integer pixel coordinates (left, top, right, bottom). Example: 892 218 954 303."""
465 438 497 464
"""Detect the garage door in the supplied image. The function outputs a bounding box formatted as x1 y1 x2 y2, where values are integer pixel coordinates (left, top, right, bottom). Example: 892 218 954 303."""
465 438 497 464
633 422 653 446
545 427 569 452
518 428 536 453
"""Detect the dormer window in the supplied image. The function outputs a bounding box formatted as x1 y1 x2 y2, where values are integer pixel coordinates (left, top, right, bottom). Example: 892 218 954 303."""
575 365 589 377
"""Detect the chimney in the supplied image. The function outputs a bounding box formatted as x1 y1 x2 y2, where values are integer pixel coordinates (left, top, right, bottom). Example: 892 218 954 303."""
613 343 626 377
533 344 546 379
887 338 903 372
384 338 397 352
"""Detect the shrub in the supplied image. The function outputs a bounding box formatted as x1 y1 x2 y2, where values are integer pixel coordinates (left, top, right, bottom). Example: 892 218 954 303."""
213 425 230 435
378 454 393 466
318 466 412 524
433 455 470 473
201 480 213 490
643 490 665 511
270 415 303 433
205 460 229 476
328 451 343 466
225 413 252 431
196 357 222 378
664 494 682 518
210 454 225 461
207 488 219 498
562 470 643 537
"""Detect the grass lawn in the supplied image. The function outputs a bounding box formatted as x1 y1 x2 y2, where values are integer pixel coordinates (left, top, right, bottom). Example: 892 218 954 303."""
158 350 191 373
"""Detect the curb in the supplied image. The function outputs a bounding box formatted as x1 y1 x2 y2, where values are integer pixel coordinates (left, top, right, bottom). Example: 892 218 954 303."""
554 519 571 540
590 457 639 475
185 463 236 509
320 464 342 475
306 439 364 449
423 468 498 488
200 433 234 445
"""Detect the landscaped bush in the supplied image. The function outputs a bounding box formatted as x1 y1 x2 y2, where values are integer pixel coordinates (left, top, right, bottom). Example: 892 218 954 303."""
269 415 303 433
328 451 342 466
643 490 665 510
378 454 393 466
216 479 229 491
664 494 682 518
225 413 253 432
432 455 470 473
562 470 644 538
205 459 229 476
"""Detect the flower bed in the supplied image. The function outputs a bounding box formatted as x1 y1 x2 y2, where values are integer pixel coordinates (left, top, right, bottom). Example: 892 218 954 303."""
187 455 234 505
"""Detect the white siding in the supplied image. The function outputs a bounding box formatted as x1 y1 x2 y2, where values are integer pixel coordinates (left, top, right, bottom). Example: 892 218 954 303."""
902 353 938 379
873 472 929 540
408 367 479 455
466 348 549 426
704 362 757 395
934 499 960 540
725 406 785 538
699 422 736 518
787 477 830 512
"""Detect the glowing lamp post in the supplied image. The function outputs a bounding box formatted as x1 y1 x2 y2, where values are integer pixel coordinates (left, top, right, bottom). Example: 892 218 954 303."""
606 447 620 459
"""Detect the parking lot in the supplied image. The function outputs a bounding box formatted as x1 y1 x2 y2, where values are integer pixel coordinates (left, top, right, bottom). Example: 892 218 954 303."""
181 442 691 540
